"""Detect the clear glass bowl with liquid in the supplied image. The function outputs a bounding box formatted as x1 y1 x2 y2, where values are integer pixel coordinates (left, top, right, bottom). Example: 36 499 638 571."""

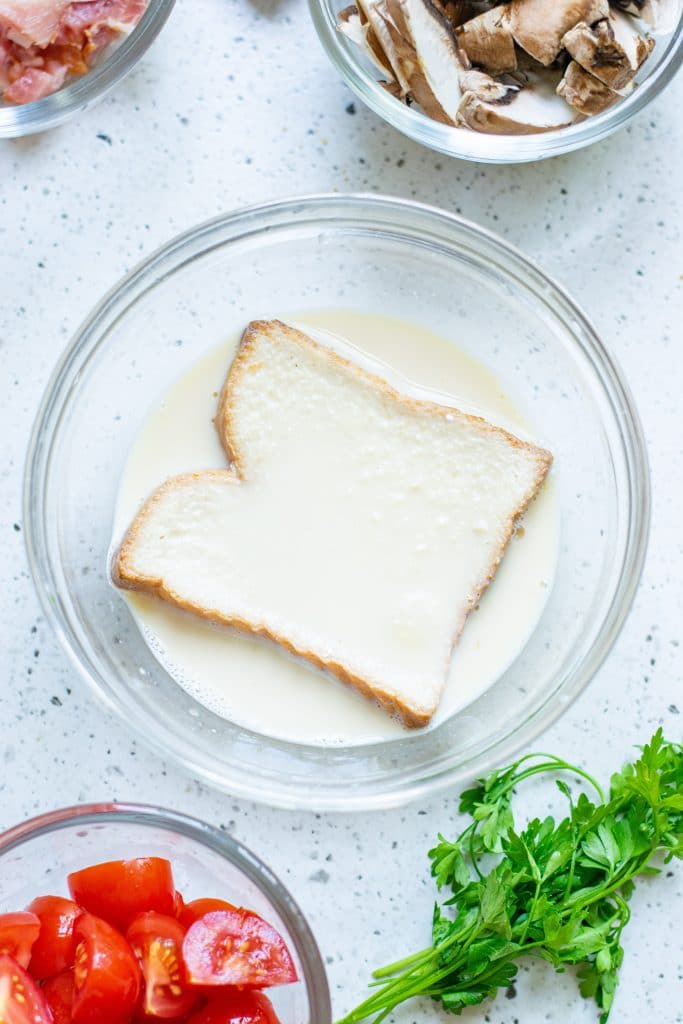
24 194 650 810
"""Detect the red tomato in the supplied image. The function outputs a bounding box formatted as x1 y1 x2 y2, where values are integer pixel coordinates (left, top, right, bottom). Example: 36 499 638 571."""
68 858 175 932
173 892 186 920
42 970 76 1024
178 899 236 931
72 914 141 1024
0 953 53 1024
27 895 82 979
182 910 297 989
127 912 197 1019
186 991 281 1024
0 912 40 970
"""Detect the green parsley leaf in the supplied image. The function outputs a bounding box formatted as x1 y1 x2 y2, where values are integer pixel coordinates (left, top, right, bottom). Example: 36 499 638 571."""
337 732 683 1024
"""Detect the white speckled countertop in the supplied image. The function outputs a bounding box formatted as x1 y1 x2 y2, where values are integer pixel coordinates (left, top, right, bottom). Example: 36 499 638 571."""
1 2 682 1021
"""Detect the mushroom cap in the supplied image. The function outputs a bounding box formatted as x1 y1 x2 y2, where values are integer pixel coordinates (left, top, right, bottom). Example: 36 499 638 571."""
508 0 610 65
456 6 518 75
557 59 622 114
563 10 654 90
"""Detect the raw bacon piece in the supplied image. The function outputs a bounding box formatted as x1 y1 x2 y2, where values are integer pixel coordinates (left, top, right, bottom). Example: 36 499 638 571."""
0 1 71 48
59 0 146 39
3 57 66 100
0 36 15 86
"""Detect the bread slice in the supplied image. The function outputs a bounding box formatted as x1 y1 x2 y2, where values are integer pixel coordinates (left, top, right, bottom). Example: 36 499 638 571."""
115 320 552 728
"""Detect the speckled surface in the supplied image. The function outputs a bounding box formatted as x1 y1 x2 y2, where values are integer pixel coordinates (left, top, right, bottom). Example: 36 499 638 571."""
1 1 683 1021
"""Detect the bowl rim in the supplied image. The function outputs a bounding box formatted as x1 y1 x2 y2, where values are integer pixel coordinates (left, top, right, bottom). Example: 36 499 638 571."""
308 0 683 163
0 0 176 138
0 801 333 1023
23 192 651 811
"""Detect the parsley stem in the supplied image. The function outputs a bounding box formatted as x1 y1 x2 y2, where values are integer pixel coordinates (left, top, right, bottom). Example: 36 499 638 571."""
519 878 542 944
498 758 605 805
370 946 433 978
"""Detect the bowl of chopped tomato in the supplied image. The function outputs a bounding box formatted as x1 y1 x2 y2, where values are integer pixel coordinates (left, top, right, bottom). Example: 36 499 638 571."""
0 803 331 1024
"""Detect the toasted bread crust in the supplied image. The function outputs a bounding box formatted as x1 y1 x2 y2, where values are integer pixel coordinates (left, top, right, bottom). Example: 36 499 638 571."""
115 319 552 729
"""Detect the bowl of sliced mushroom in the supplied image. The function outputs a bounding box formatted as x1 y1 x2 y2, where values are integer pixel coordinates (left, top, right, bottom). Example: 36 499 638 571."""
311 0 683 160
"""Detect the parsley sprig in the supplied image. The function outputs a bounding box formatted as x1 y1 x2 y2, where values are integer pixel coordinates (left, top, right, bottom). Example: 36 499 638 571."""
337 730 683 1024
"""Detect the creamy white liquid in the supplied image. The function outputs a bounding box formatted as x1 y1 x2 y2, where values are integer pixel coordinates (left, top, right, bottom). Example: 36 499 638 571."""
113 311 558 746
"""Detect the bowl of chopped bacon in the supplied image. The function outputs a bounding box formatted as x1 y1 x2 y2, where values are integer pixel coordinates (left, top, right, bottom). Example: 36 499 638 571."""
0 0 175 136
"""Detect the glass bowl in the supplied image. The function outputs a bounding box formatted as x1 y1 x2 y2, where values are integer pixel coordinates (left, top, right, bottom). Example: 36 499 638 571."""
24 193 650 810
0 803 331 1024
0 0 175 138
309 0 683 163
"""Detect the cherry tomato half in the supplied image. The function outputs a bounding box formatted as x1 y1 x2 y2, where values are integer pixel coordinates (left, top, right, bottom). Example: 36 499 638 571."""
42 970 76 1024
186 991 281 1024
0 913 40 970
127 912 197 1019
68 858 176 932
182 910 297 989
178 899 236 931
72 914 141 1024
27 895 82 979
0 953 53 1024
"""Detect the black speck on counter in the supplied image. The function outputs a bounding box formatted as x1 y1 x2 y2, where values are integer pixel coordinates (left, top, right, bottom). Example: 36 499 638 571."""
96 133 113 145
345 102 356 115
670 705 680 715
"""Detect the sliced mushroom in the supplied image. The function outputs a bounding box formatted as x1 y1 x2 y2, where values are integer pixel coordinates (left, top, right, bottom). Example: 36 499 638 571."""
366 21 400 75
460 67 519 102
337 6 367 54
369 0 456 121
336 0 666 133
380 79 405 97
383 0 413 48
398 0 468 122
356 0 413 94
456 6 518 74
612 0 682 33
563 10 654 90
338 5 397 79
431 0 472 29
557 59 623 113
508 0 609 65
458 66 581 133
